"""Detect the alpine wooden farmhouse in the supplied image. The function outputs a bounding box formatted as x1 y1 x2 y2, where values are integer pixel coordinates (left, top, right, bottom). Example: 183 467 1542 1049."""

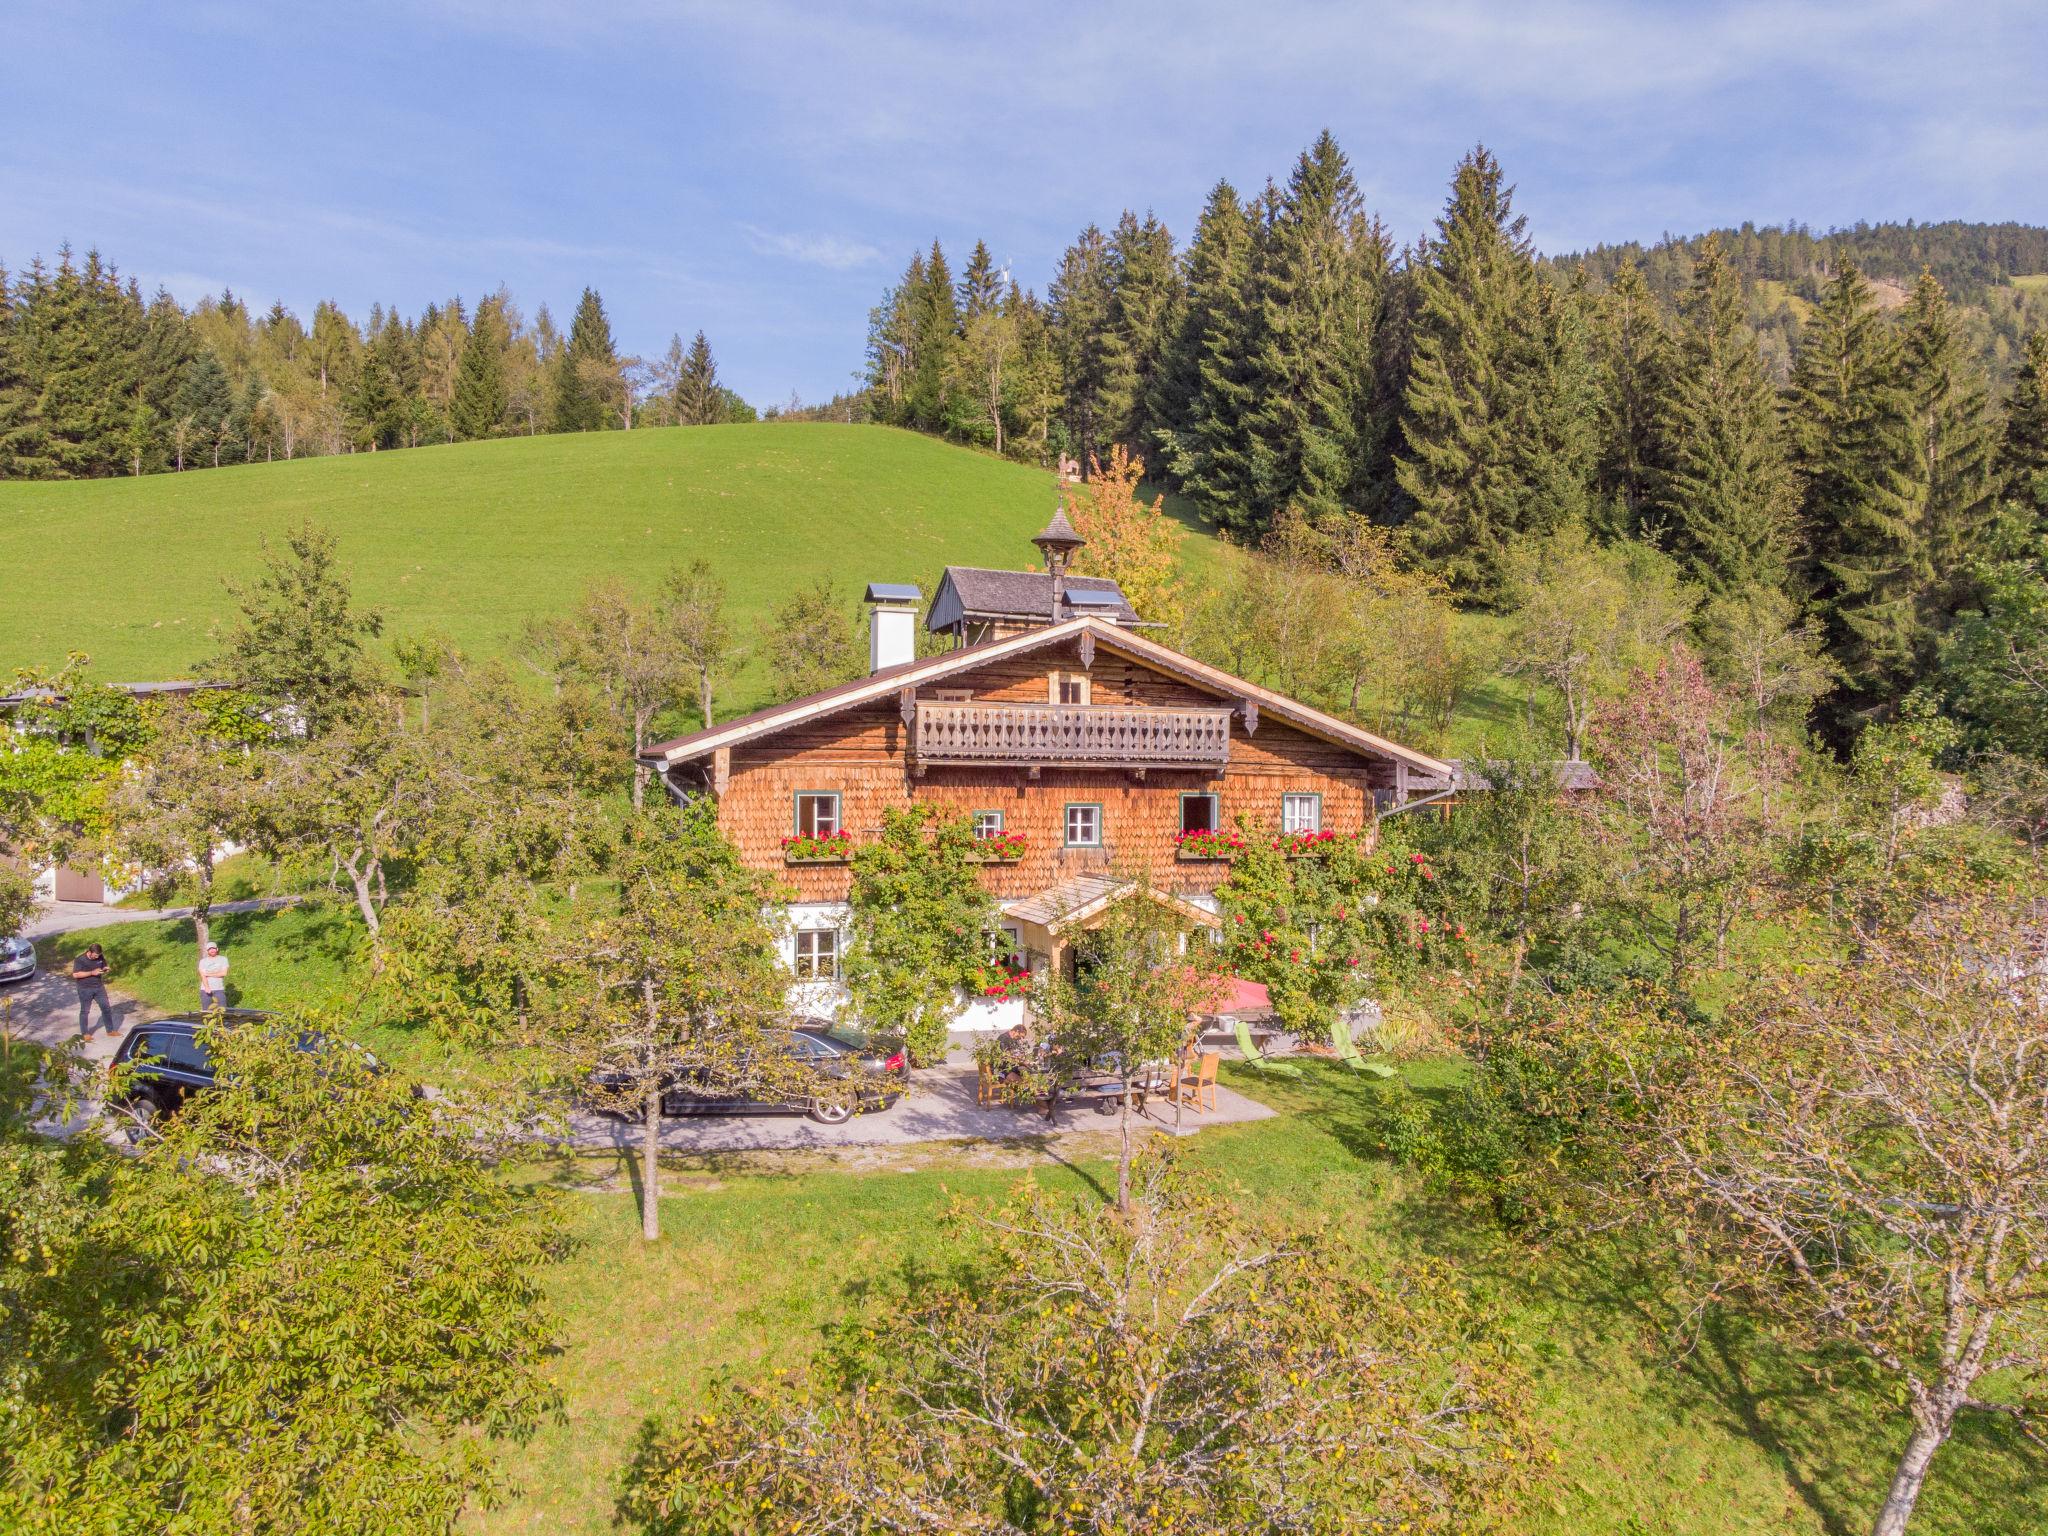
637 512 1453 1027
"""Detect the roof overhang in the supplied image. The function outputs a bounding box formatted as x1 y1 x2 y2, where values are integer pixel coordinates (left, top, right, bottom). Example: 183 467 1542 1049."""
638 616 1452 780
1002 876 1223 937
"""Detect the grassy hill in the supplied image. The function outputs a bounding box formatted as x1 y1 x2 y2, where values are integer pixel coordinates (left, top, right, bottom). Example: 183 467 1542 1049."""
0 423 1221 693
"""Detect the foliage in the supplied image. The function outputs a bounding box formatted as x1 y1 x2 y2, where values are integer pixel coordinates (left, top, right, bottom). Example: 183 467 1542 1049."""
544 804 803 1242
1934 523 2048 759
843 806 1001 1067
0 1014 564 1535
759 577 864 704
1620 885 2048 1536
1065 445 1185 629
1216 826 1467 1037
206 519 385 735
615 1156 1537 1535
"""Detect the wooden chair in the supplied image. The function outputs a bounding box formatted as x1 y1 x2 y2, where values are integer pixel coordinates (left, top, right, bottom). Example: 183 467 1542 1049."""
1179 1051 1220 1111
976 1057 996 1106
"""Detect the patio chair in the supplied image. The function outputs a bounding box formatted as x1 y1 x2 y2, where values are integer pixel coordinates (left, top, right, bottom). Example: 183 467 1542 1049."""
1178 1051 1220 1111
1329 1019 1396 1079
976 1057 996 1106
1232 1018 1303 1077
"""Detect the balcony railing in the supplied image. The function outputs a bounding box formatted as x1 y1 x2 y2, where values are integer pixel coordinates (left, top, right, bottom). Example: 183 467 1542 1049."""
913 700 1231 769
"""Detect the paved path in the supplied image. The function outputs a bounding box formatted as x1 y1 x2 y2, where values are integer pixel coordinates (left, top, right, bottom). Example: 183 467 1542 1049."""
557 1055 1275 1153
4 898 296 1058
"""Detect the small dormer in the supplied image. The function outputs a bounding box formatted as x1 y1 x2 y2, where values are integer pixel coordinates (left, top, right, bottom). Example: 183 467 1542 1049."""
926 509 1139 648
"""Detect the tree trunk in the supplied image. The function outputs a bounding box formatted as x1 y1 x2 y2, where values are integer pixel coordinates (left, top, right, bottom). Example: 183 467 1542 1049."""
698 670 715 730
1870 1415 1949 1536
1116 1091 1134 1212
641 1079 662 1242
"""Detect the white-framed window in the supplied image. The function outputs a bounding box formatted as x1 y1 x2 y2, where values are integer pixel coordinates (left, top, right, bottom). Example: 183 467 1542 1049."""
1282 793 1322 834
1180 793 1219 835
795 792 840 838
1052 672 1091 706
1064 803 1102 847
973 809 1005 839
794 928 841 981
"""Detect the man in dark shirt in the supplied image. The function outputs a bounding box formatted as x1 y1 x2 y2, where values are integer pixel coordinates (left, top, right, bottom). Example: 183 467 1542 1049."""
72 943 114 1036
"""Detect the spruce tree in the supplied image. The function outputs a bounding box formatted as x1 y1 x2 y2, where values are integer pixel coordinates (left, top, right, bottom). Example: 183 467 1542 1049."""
956 240 1002 322
905 241 958 433
1396 146 1594 600
1652 236 1798 594
1588 259 1672 540
864 252 924 426
1999 329 2048 521
450 295 510 440
1097 211 1178 461
551 287 615 432
676 330 722 426
0 263 54 478
1049 225 1116 468
1234 132 1388 532
1788 258 1922 715
346 349 400 451
177 350 235 468
1899 272 1999 618
1153 181 1253 512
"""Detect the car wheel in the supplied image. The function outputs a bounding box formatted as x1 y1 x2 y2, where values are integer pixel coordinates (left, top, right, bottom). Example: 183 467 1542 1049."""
807 1099 854 1126
124 1096 161 1145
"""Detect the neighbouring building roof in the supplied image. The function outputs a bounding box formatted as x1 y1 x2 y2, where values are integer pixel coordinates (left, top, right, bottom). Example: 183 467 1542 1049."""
0 680 232 708
636 614 1455 780
927 567 1138 630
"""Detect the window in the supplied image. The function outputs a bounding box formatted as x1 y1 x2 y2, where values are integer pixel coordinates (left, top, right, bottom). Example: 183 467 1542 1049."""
1064 803 1102 848
794 928 840 981
1051 672 1090 706
990 923 1024 970
972 809 1005 839
794 792 841 838
1179 793 1219 835
932 688 973 701
136 1031 210 1073
1282 793 1322 834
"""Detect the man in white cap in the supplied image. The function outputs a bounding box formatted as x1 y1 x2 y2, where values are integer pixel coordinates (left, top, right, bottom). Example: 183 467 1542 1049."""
198 943 230 1010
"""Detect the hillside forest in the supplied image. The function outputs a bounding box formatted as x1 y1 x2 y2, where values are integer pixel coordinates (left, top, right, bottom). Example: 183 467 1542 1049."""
0 266 750 478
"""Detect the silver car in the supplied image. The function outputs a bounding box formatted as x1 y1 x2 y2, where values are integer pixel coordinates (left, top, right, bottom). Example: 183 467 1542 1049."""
0 936 35 985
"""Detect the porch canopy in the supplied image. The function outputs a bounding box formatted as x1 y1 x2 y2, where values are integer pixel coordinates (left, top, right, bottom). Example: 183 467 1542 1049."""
1001 874 1221 976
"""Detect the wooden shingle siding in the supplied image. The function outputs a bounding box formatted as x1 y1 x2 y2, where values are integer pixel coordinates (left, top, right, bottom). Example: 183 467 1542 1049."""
716 656 1382 903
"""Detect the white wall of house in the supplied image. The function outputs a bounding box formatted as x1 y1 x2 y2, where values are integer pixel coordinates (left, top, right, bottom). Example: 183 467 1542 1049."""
781 900 1024 1035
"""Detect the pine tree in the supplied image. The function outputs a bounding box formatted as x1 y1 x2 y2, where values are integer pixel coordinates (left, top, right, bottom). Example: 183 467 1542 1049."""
675 330 722 426
1235 132 1388 532
0 262 54 478
1899 271 1999 618
552 287 615 433
2005 330 2048 519
905 241 958 433
1397 146 1594 601
956 240 1002 322
1788 258 1923 714
1154 182 1256 521
178 350 235 469
1049 225 1116 468
450 295 510 440
864 252 924 426
346 349 400 451
1587 259 1672 540
1097 211 1178 461
1652 236 1798 594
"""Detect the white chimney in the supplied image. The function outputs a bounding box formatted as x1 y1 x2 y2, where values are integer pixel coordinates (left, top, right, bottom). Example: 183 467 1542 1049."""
864 583 921 673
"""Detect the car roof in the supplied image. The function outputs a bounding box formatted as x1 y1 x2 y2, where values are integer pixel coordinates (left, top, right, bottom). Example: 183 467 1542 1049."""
141 1008 275 1032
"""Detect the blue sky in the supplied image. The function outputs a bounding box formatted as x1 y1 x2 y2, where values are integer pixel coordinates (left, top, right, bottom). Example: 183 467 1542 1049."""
3 1 2043 407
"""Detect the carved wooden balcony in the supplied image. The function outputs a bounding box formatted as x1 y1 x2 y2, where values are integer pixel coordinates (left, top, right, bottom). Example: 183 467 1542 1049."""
912 700 1231 773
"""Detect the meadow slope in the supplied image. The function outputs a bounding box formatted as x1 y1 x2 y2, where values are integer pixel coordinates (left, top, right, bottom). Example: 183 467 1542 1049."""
0 424 1219 698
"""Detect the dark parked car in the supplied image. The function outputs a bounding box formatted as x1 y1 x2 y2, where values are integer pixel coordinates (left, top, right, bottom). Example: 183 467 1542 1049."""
0 935 34 985
591 1022 907 1125
105 1010 382 1137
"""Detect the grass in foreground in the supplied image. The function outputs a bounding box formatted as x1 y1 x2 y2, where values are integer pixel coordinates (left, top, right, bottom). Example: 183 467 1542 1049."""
473 1062 2043 1536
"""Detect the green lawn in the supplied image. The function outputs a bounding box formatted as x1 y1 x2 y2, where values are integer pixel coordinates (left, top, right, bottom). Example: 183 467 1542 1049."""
0 423 1216 700
474 1062 2042 1536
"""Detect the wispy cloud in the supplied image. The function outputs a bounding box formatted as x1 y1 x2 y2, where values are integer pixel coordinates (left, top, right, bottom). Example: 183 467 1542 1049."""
739 225 882 270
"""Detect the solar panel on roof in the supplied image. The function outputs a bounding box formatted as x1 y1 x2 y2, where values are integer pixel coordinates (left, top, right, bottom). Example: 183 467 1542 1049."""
1063 589 1125 607
865 582 923 602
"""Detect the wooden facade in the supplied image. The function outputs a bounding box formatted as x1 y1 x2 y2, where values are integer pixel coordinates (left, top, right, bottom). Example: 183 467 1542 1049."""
673 630 1416 907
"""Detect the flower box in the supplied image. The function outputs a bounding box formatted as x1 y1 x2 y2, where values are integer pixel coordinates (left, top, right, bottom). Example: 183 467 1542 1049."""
1281 829 1341 858
782 830 855 864
966 831 1028 864
1173 830 1243 862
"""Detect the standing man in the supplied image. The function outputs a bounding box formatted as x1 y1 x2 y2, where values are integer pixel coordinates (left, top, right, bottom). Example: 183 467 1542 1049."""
72 943 114 1037
198 943 229 1010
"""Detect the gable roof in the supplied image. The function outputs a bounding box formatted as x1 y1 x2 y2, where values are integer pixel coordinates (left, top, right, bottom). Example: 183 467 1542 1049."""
637 616 1453 778
1003 874 1223 935
927 567 1138 630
